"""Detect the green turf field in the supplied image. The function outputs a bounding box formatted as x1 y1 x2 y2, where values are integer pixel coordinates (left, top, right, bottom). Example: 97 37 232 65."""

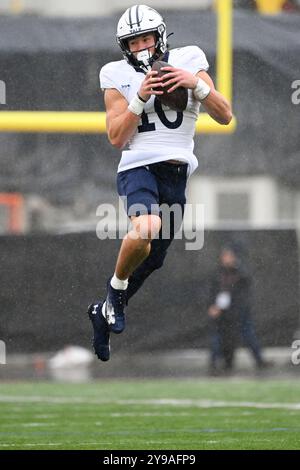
0 378 299 450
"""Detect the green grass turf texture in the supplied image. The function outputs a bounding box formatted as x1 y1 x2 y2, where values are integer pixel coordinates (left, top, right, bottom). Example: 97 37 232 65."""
0 379 299 450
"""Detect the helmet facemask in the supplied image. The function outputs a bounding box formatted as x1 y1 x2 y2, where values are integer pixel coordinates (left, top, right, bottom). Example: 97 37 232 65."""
120 30 165 71
116 6 167 72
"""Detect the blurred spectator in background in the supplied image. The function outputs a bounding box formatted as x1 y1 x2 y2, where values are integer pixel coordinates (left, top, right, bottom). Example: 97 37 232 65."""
207 243 269 375
234 0 300 13
282 0 300 12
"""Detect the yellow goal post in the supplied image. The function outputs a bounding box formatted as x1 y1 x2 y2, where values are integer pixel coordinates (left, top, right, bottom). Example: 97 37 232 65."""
0 0 236 134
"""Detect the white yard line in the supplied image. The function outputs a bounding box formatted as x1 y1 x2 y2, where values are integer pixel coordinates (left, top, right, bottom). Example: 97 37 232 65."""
2 422 56 427
0 395 300 410
0 442 110 447
109 412 191 417
122 399 300 410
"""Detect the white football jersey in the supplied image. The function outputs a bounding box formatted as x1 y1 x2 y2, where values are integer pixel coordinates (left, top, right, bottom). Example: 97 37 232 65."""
100 46 209 176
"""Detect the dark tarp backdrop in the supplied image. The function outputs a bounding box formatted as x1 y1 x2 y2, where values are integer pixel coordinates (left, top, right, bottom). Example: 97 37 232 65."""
0 230 298 353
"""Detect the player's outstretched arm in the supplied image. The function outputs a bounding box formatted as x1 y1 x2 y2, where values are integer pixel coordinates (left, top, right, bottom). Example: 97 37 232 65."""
195 71 232 125
160 66 232 125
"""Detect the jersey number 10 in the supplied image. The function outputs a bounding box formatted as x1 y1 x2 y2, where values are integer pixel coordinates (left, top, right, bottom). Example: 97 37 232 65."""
138 97 183 132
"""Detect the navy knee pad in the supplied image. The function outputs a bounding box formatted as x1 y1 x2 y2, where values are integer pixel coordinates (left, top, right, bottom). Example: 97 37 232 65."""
145 246 167 271
126 246 169 304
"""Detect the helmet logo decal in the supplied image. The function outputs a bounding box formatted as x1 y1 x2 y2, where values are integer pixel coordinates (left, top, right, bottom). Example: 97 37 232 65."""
128 5 143 29
136 5 141 27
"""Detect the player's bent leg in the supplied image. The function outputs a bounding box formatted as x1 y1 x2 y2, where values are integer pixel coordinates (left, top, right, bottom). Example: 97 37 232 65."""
125 192 186 304
126 235 173 304
115 214 161 278
103 214 161 334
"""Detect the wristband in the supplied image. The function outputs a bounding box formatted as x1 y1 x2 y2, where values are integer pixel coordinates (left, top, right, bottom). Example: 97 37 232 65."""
137 92 147 103
128 93 146 116
193 78 211 102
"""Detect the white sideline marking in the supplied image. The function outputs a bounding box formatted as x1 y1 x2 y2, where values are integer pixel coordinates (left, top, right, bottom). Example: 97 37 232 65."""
34 414 59 419
2 422 56 428
0 395 300 410
109 412 190 417
0 443 59 447
123 399 300 410
21 423 56 427
0 442 109 447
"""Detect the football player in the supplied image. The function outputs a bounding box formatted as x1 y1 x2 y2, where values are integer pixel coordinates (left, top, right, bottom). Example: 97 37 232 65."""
88 5 232 361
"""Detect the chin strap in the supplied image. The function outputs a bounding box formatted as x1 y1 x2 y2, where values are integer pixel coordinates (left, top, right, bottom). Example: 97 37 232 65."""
131 37 162 71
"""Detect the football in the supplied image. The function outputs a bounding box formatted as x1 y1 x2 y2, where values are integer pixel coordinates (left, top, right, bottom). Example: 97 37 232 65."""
151 60 188 112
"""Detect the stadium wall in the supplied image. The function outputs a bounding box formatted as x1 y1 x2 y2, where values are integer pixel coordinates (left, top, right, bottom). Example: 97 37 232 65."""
0 229 298 353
